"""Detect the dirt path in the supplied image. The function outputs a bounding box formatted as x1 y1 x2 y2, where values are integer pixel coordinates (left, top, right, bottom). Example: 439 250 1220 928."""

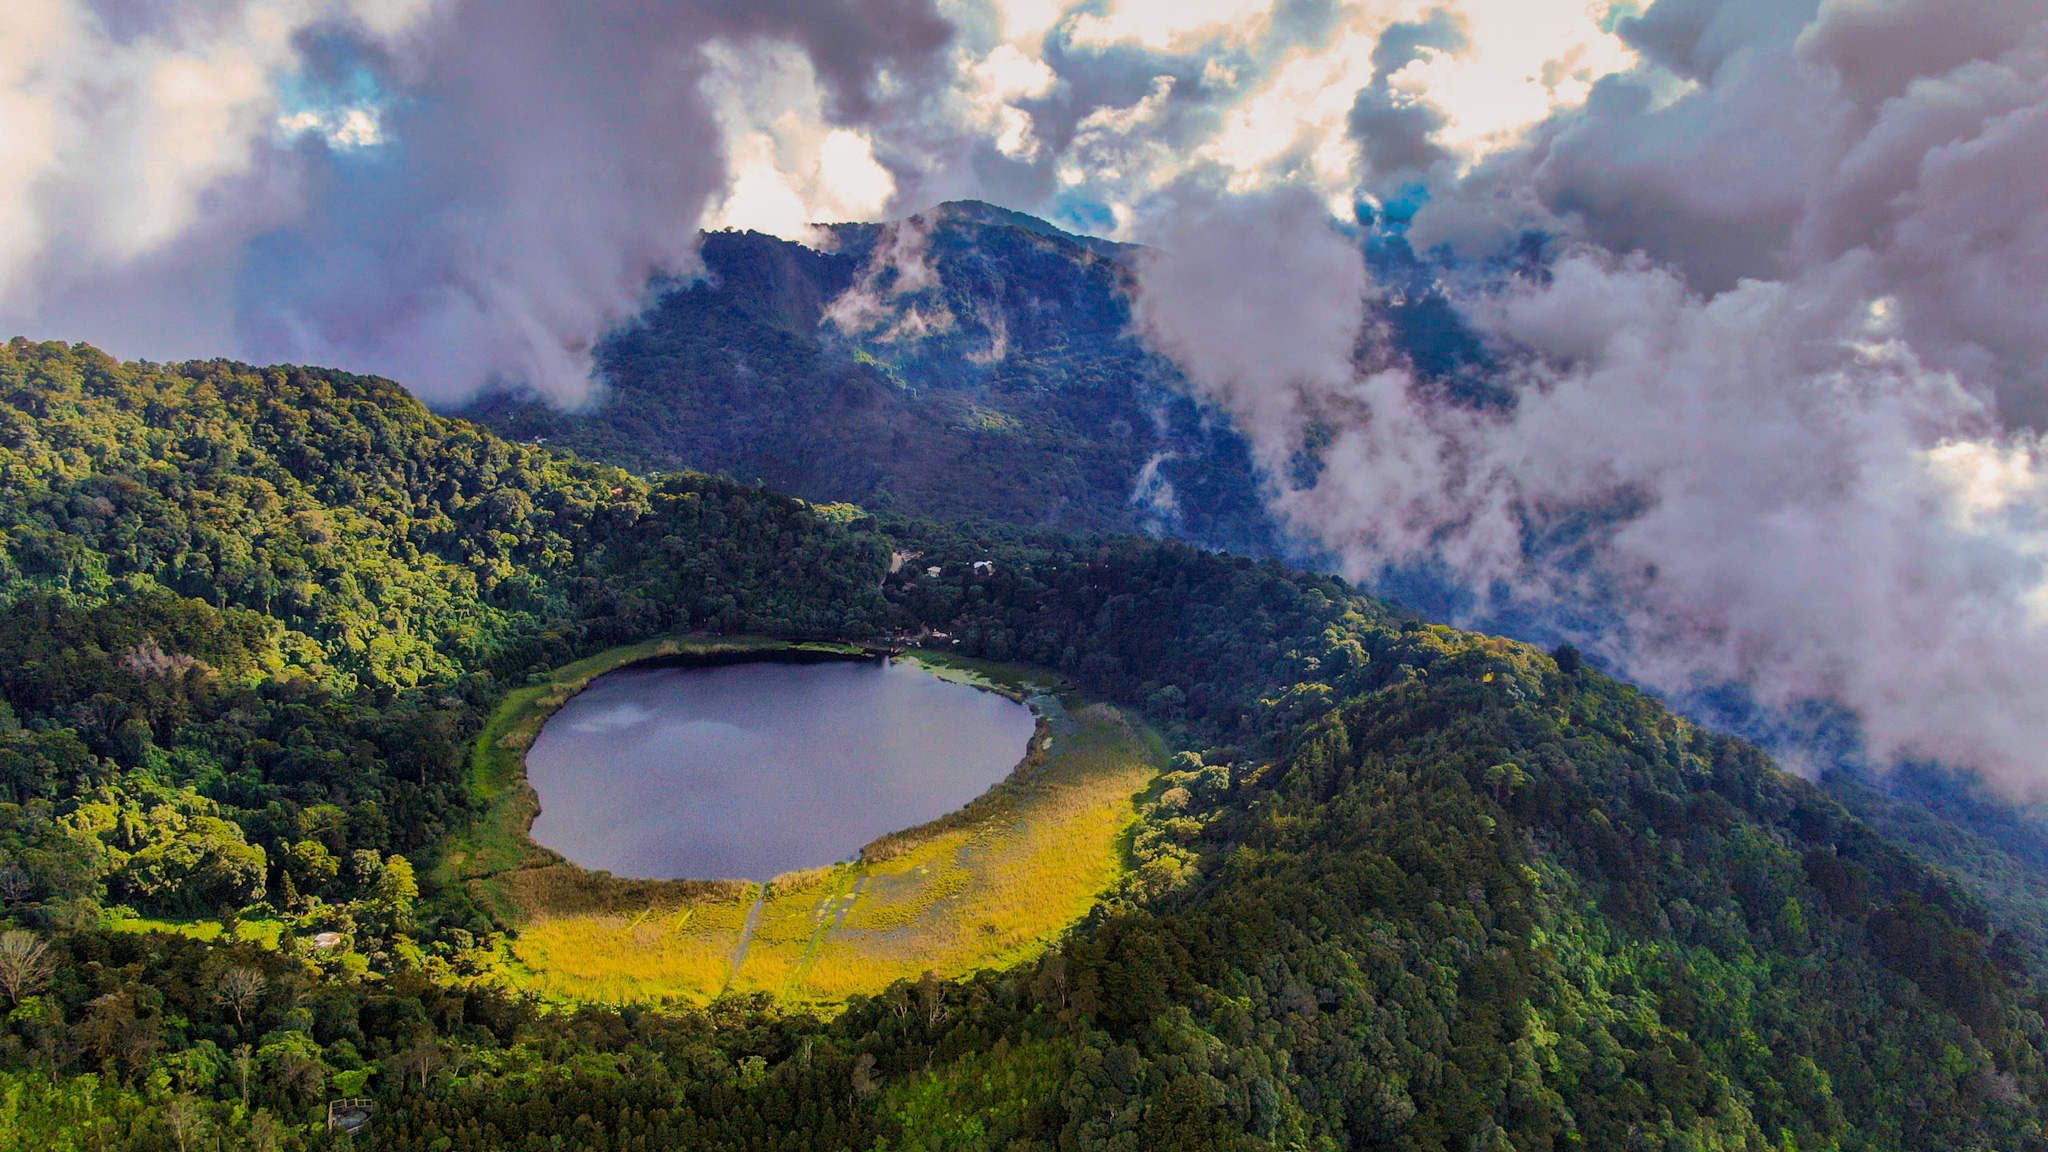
829 874 867 935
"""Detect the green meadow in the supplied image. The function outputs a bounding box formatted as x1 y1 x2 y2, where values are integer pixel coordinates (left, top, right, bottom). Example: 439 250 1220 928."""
103 914 289 950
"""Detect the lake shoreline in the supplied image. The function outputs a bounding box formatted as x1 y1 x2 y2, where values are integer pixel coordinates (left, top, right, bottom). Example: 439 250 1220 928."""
620 643 902 672
440 636 1044 924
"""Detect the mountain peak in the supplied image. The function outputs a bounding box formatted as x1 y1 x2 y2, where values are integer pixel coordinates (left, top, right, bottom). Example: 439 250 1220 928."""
921 199 1136 260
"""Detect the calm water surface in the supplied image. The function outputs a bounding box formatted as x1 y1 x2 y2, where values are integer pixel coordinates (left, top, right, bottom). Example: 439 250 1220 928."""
525 659 1036 881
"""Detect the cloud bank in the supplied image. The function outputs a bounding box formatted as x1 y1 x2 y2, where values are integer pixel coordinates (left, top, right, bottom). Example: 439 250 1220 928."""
0 0 952 401
0 0 1632 397
1129 0 2048 791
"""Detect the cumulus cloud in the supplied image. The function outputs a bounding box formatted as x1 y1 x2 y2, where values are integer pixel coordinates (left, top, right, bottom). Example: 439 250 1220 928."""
701 39 902 242
1130 0 2048 792
1066 0 1275 53
1346 7 1467 183
1 0 1642 389
0 0 954 401
1132 185 1373 472
0 0 402 356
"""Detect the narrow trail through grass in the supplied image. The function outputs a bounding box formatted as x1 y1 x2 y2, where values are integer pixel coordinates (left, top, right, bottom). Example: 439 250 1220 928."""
721 884 770 996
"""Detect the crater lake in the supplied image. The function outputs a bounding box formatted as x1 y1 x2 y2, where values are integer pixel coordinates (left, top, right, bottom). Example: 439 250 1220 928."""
524 658 1038 881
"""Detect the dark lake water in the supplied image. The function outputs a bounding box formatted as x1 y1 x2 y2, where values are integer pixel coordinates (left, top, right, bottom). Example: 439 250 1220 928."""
525 659 1037 881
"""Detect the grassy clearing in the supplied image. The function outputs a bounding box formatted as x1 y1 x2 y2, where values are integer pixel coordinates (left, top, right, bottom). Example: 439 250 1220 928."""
469 641 1165 1008
104 916 287 950
509 900 758 1004
789 704 1161 1003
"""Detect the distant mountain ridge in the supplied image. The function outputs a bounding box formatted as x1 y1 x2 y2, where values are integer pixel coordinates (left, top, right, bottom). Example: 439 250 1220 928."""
927 198 1140 260
461 201 1280 556
458 201 1512 558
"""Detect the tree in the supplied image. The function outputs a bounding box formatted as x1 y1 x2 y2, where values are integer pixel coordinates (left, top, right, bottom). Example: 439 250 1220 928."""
163 1093 211 1152
248 1110 286 1152
373 853 419 927
917 969 951 1029
395 1039 448 1091
286 839 340 895
211 967 269 1032
852 1053 881 1100
0 929 53 1006
232 1044 254 1104
0 860 29 903
1551 643 1582 675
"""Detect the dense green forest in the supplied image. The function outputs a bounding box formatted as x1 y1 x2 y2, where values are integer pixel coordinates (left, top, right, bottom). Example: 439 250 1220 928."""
1 339 2045 1150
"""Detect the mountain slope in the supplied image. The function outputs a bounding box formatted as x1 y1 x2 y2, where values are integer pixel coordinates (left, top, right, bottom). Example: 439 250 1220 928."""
0 338 888 898
460 202 1282 555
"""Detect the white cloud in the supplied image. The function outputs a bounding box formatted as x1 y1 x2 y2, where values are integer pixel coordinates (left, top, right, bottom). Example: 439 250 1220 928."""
1133 193 2048 788
1067 0 1276 52
0 0 76 303
897 0 1644 229
1393 0 1636 157
823 213 953 340
1097 0 2048 791
280 106 386 149
986 0 1068 45
0 0 438 319
701 39 898 241
1199 23 1380 195
976 41 1057 99
965 42 1059 159
1058 74 1183 217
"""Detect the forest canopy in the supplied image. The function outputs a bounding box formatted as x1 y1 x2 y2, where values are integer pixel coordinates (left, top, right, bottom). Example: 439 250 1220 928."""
0 340 2042 1151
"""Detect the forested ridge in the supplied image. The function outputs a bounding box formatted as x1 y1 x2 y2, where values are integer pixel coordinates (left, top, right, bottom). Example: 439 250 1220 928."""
459 202 1514 563
0 339 2043 1150
460 204 1282 557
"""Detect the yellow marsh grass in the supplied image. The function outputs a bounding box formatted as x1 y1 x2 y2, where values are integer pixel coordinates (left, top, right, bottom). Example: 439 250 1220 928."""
513 706 1161 1006
796 712 1158 1001
510 901 756 1004
487 647 1171 1004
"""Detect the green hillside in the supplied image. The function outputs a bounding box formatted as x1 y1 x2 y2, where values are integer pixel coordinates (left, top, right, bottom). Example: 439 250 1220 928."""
0 340 2042 1150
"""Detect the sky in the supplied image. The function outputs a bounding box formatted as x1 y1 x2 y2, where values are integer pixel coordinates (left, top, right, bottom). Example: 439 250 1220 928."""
3 0 2047 791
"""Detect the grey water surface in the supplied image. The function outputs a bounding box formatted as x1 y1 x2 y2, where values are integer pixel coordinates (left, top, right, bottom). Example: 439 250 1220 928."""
524 659 1036 881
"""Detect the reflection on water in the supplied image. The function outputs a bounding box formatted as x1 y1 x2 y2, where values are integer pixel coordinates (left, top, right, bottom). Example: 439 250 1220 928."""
525 659 1036 881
